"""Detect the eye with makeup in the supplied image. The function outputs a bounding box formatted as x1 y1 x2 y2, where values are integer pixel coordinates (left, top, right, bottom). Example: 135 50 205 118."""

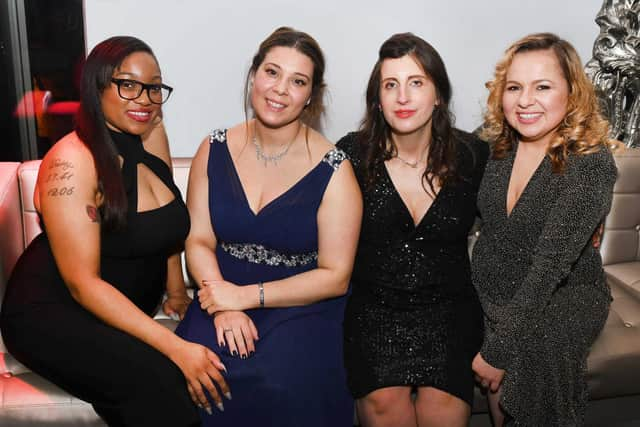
293 78 308 87
264 67 278 78
505 84 520 92
536 84 551 91
383 80 398 90
409 78 424 87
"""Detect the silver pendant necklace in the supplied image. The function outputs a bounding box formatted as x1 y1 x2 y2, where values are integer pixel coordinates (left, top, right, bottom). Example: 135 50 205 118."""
394 154 420 168
253 124 302 166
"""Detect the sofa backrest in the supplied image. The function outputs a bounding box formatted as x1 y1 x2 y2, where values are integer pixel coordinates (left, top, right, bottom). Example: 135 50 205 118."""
601 148 640 266
0 162 22 309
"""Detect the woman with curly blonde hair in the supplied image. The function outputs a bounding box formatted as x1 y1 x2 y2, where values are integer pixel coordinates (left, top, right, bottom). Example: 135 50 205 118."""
471 33 617 426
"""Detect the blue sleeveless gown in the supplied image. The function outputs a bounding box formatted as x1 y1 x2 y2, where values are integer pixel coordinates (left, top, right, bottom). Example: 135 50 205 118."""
176 129 354 426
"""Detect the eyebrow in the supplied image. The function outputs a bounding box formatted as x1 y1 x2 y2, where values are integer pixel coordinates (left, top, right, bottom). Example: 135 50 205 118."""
381 74 428 82
505 79 554 85
263 62 311 81
114 71 162 80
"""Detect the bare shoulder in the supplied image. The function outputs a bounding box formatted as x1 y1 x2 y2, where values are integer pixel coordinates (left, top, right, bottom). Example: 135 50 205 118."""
41 132 96 183
306 127 335 158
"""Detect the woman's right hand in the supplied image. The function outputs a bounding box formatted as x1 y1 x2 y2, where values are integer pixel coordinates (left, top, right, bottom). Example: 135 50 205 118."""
214 311 259 358
171 340 231 414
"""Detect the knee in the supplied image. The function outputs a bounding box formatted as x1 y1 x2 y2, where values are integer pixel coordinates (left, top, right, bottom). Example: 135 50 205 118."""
361 387 411 415
415 387 469 418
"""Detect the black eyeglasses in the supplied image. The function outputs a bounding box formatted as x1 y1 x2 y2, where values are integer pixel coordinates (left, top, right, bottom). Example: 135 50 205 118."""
110 78 173 104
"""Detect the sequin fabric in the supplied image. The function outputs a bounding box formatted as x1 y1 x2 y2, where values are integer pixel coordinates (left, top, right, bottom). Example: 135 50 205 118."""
472 143 617 426
219 242 318 267
337 131 488 404
209 128 226 144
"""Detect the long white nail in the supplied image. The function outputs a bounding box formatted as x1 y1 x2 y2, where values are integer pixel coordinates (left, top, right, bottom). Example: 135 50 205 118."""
225 391 232 400
216 402 225 412
204 406 212 415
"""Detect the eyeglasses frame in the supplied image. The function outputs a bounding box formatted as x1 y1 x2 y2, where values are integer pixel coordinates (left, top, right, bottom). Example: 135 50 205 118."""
110 78 174 104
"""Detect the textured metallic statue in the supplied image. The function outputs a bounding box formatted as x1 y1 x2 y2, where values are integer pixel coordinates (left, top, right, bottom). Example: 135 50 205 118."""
585 0 640 147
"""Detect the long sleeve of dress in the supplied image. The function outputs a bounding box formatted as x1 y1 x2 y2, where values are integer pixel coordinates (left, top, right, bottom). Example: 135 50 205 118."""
480 149 617 369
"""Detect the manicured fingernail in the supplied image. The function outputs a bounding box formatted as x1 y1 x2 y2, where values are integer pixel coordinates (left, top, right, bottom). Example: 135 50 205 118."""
225 391 232 400
232 350 237 356
204 406 212 415
241 354 247 359
220 363 227 373
216 402 225 412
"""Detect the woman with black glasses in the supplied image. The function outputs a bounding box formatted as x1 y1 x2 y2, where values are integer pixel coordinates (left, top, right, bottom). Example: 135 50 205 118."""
0 36 229 426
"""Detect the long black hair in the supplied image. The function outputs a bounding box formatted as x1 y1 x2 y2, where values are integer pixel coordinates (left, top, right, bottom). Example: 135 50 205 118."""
75 36 157 230
358 33 458 194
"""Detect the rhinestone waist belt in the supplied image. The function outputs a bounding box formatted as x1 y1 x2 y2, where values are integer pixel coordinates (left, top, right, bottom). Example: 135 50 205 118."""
219 242 318 267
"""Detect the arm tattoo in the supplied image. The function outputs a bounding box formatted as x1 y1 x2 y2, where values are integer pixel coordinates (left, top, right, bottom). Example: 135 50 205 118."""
86 205 101 223
45 158 76 198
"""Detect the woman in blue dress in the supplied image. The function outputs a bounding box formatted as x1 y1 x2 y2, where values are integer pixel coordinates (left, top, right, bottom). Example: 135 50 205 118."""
175 27 362 426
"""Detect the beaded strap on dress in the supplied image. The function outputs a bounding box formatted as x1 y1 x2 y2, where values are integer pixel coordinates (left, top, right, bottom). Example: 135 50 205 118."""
322 148 347 171
209 129 226 144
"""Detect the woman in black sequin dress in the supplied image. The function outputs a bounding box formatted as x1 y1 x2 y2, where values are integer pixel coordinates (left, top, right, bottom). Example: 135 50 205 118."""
337 33 487 427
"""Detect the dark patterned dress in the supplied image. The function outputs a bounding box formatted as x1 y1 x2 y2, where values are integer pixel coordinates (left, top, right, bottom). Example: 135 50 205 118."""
472 142 616 426
337 130 488 405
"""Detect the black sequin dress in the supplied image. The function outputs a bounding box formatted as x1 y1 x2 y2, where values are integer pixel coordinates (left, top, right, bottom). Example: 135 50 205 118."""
337 131 488 404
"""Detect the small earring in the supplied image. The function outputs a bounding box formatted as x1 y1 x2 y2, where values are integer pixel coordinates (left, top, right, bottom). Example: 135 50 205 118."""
305 98 311 106
378 104 382 111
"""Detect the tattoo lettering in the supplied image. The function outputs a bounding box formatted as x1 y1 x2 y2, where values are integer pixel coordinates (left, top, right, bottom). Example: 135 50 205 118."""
45 170 74 182
50 158 74 171
86 205 101 223
45 158 76 198
47 186 75 197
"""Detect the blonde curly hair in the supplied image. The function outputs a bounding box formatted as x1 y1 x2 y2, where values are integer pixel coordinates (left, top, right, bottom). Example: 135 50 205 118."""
481 33 611 172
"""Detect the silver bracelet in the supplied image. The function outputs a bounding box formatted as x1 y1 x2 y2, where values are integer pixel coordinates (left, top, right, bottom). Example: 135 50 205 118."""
258 282 264 308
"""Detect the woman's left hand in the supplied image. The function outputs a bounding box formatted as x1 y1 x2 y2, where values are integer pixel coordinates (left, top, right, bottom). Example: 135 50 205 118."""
162 292 192 320
472 352 505 392
199 280 246 314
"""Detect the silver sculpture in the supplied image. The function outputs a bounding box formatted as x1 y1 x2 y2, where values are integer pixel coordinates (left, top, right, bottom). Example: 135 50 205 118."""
585 0 640 148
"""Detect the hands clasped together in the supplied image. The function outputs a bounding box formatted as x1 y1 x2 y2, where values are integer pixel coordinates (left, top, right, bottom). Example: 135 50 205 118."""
199 279 260 359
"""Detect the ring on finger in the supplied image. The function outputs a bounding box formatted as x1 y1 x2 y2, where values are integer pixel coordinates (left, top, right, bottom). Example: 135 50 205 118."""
223 328 233 333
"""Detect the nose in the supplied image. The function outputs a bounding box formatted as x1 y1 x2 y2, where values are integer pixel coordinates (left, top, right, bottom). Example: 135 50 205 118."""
134 88 153 105
273 77 288 96
517 87 535 108
397 84 409 105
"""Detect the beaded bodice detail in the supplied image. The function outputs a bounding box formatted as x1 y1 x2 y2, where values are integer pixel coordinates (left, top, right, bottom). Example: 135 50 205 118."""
207 128 345 273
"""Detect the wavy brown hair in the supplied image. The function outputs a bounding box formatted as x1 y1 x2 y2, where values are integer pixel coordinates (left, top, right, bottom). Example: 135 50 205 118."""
482 32 610 173
357 33 458 195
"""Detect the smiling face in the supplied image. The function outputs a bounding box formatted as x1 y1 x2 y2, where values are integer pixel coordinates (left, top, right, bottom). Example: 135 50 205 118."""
502 49 570 147
101 51 162 135
250 46 314 129
379 54 439 137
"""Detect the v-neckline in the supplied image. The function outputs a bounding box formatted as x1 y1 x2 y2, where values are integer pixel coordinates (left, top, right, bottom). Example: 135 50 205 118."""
504 144 547 219
221 136 328 217
382 162 443 229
